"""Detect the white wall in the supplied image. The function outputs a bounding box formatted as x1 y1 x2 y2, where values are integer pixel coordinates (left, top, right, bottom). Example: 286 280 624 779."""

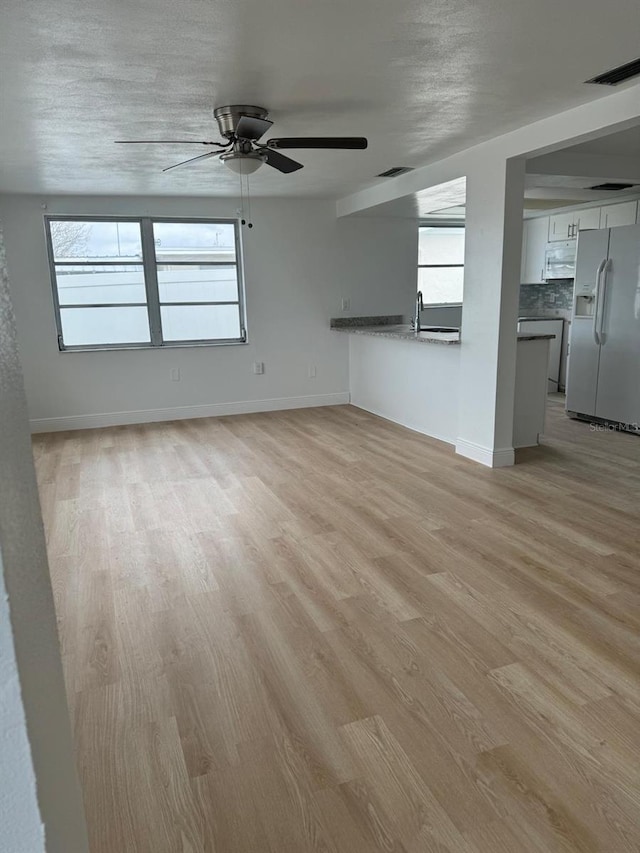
0 195 417 430
348 333 548 452
0 226 89 852
349 334 460 444
455 156 525 467
0 552 44 853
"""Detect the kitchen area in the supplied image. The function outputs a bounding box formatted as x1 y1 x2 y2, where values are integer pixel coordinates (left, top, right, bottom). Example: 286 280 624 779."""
331 311 554 453
331 210 556 454
519 196 639 396
417 191 640 401
334 129 640 457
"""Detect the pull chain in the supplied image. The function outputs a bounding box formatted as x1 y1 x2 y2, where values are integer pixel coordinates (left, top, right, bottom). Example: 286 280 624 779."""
238 158 253 228
245 170 253 229
238 167 245 226
238 160 254 230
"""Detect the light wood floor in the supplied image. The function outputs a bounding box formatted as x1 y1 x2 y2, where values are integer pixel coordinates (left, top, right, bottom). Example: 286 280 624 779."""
33 398 640 853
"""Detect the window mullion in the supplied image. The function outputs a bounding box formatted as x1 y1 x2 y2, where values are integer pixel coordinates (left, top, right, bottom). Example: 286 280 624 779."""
140 218 163 346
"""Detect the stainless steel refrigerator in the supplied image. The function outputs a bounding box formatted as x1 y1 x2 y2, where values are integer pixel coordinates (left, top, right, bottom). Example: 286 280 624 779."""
566 224 640 429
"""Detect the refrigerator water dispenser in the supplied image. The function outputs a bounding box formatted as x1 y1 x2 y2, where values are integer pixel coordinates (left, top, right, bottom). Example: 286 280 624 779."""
575 295 595 317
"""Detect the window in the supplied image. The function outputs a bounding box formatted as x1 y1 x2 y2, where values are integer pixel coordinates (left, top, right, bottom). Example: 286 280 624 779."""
418 225 465 305
45 217 246 350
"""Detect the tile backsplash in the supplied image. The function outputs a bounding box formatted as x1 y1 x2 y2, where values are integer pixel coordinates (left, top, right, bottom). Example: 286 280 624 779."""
519 280 573 318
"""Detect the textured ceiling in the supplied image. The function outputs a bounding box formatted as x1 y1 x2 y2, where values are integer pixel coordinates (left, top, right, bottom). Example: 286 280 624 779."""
1 0 639 197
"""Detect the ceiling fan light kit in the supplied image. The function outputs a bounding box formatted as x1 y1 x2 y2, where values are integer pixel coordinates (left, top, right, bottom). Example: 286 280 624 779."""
115 104 368 175
220 149 267 174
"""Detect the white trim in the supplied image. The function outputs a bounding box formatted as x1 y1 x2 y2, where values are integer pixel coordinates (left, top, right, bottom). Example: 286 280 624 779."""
455 438 515 468
350 402 455 447
29 392 351 433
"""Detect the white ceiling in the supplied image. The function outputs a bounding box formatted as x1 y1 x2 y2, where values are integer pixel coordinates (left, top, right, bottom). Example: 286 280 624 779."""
1 0 639 197
352 179 467 218
360 122 640 220
522 123 640 208
564 125 640 157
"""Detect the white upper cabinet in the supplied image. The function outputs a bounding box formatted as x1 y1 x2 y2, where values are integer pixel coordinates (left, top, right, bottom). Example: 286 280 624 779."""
575 207 601 231
599 200 638 229
523 200 640 282
521 216 549 283
548 207 601 241
548 212 576 242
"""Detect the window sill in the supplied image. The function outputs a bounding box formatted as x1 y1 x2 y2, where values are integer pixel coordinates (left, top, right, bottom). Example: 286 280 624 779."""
57 339 248 353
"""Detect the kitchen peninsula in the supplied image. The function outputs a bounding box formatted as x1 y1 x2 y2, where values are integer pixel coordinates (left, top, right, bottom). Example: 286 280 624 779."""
332 315 554 453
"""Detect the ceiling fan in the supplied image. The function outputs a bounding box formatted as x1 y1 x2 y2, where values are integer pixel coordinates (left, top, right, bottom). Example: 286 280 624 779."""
115 105 368 175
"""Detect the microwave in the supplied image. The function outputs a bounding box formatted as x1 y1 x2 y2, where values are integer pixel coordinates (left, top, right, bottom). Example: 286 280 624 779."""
544 242 576 280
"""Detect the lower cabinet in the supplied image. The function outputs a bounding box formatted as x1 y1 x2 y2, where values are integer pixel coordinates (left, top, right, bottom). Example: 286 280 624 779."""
517 318 564 392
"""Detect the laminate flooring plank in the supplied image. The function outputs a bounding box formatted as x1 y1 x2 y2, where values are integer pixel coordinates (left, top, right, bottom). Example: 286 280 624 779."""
32 397 640 852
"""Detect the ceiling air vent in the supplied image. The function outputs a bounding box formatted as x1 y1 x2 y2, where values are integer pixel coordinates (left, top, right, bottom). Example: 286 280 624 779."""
589 182 637 191
377 166 414 178
585 56 640 86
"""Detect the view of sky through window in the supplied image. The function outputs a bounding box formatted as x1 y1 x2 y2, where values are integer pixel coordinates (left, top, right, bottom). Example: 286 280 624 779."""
50 220 236 260
47 218 244 348
418 226 465 305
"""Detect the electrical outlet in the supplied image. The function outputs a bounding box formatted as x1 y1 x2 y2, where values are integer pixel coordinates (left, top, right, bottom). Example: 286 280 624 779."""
308 365 317 379
253 362 264 375
170 368 181 382
341 297 351 311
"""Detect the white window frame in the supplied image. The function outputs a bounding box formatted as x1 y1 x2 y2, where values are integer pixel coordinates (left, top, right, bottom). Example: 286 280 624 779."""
418 222 465 307
45 215 247 351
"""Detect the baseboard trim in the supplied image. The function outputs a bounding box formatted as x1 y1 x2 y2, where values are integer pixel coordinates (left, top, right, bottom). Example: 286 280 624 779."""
29 392 351 433
349 402 455 447
455 438 515 468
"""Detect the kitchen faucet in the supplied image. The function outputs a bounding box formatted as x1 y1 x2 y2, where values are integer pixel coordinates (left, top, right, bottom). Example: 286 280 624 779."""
413 290 423 334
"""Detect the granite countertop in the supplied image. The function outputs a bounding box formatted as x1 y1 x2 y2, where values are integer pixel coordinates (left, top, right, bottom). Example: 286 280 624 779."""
518 316 565 322
330 316 555 345
332 323 461 345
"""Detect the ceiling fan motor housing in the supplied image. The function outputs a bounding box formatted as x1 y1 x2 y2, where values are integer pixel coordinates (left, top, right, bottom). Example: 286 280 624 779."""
213 105 269 139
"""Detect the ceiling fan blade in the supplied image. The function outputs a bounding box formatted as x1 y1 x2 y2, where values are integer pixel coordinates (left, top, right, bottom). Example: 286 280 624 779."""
235 115 273 141
266 137 368 150
261 148 304 174
162 151 220 172
115 140 226 146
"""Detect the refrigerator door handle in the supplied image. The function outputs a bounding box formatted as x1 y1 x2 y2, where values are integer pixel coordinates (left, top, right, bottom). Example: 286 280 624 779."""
597 259 611 345
593 258 607 345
